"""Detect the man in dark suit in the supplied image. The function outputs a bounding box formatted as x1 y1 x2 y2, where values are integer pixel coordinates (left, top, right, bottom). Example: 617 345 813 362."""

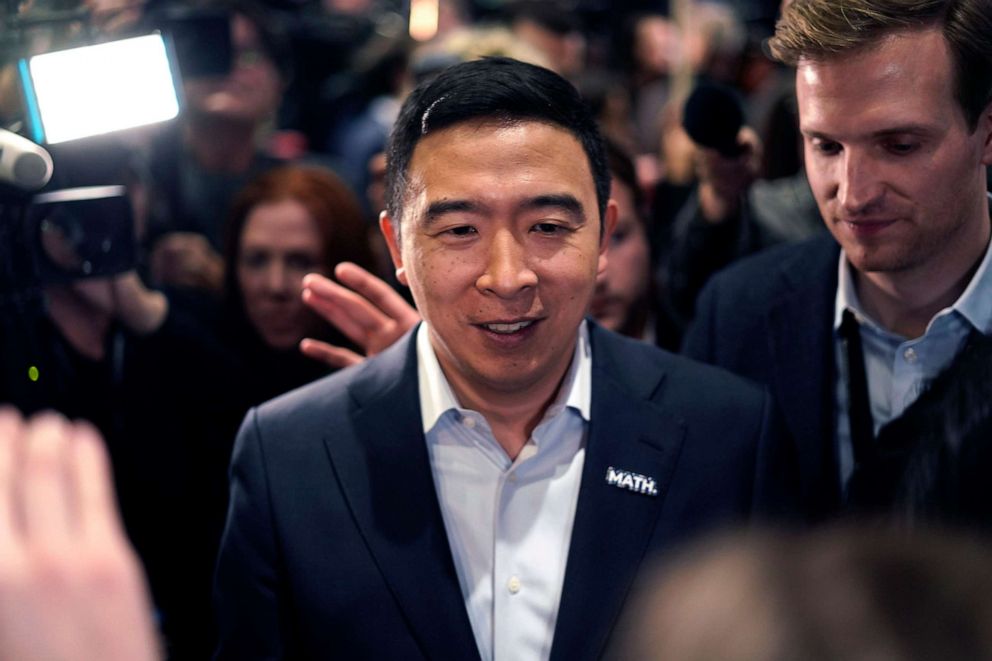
213 57 796 660
684 0 992 519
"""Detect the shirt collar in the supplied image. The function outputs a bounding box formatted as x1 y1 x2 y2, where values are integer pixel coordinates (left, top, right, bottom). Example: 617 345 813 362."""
834 194 992 335
952 221 992 334
833 253 861 332
417 320 592 434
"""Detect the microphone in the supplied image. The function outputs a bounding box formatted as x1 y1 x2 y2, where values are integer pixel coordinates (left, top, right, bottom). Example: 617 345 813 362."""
681 82 745 158
0 128 54 191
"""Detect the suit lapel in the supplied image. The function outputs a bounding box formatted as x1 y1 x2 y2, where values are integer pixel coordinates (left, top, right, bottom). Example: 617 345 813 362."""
322 331 480 661
550 328 686 661
766 238 842 516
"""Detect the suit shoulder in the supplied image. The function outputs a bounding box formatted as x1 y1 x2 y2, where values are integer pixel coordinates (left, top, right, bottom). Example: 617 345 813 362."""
660 349 767 407
706 234 838 297
622 342 772 441
252 330 416 432
231 361 380 472
254 364 358 427
593 325 765 406
690 235 838 339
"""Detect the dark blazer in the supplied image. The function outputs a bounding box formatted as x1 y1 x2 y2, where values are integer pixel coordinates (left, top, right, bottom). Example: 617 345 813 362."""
683 234 843 519
213 322 798 660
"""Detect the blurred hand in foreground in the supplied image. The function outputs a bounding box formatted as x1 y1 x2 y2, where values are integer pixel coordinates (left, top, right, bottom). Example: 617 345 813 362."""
0 408 161 661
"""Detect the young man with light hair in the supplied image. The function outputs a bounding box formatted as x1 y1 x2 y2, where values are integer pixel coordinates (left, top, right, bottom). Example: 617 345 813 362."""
684 0 992 517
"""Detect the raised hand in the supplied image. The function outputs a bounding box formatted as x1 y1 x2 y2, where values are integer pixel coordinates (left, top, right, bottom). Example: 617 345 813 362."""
301 262 420 368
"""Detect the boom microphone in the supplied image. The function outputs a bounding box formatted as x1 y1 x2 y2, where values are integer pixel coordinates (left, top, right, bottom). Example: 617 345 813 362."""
0 128 53 191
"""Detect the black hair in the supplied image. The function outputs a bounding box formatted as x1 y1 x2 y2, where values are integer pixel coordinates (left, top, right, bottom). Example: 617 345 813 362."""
384 56 610 228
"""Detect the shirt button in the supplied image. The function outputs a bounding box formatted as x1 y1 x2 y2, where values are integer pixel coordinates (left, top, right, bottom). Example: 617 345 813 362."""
507 472 518 483
903 347 918 364
507 576 521 594
463 416 476 429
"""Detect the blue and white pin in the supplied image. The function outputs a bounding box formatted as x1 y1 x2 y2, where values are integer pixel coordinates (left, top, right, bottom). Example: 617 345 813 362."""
605 466 658 497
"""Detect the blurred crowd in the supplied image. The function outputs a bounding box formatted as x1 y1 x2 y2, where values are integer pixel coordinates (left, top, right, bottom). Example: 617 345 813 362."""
0 0 991 658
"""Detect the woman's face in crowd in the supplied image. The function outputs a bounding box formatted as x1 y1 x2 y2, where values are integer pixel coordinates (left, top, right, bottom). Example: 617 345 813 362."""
237 198 326 350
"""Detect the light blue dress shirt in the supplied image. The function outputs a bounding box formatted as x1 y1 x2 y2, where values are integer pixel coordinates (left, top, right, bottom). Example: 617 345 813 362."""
417 321 592 661
833 227 992 489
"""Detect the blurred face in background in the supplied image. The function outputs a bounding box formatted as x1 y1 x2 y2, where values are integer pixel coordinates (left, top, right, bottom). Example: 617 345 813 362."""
184 13 283 124
634 16 681 79
237 199 326 349
591 177 650 333
513 18 585 79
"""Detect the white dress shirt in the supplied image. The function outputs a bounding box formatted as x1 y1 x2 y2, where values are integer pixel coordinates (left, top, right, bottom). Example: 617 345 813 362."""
417 321 591 661
833 225 992 488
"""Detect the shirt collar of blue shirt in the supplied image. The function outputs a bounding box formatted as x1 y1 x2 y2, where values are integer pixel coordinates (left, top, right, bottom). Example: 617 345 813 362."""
834 193 992 337
416 319 592 435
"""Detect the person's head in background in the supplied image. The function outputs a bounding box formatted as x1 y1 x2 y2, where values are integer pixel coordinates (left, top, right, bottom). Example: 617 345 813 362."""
506 1 586 79
624 13 681 85
628 526 992 661
410 24 551 85
182 0 288 133
591 141 654 340
682 2 746 86
574 71 638 156
224 165 374 350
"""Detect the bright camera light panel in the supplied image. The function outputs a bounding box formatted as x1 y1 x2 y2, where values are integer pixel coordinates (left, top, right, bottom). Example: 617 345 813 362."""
27 34 180 144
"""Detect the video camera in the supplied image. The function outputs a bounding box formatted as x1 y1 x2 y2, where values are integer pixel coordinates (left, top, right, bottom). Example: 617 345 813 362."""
0 1 237 296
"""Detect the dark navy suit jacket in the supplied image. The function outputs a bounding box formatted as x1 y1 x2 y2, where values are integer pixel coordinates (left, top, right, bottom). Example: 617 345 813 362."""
684 234 843 518
213 322 798 660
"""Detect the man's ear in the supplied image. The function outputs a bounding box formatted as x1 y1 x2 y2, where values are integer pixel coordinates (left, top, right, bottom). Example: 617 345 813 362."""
981 100 992 166
378 211 408 286
597 199 618 278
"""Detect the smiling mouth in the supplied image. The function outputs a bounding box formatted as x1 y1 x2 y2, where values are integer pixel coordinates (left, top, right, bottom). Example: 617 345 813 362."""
839 218 899 237
481 320 536 334
844 218 895 225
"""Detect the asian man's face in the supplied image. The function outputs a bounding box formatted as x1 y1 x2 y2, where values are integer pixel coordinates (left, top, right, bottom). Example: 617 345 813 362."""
382 119 615 400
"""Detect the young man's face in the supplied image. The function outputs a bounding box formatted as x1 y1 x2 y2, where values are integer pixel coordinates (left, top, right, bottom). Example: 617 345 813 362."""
798 27 992 280
382 120 615 400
